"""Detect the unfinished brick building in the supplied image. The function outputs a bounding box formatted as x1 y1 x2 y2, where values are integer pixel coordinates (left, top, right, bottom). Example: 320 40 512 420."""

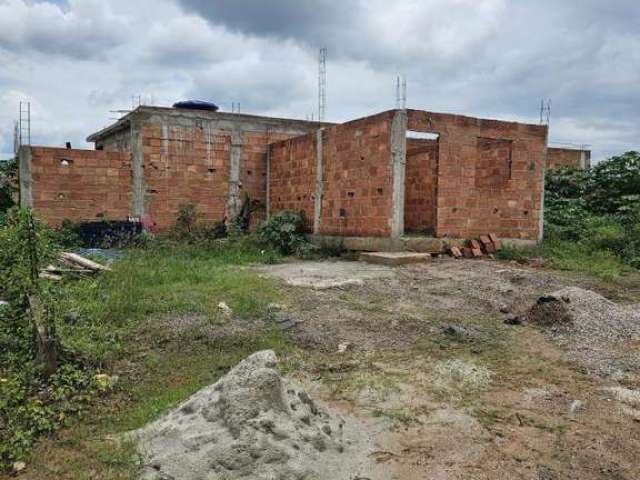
19 107 324 230
18 104 589 250
546 147 591 170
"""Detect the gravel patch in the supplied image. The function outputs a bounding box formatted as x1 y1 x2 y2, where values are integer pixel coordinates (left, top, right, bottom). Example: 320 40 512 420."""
527 287 640 377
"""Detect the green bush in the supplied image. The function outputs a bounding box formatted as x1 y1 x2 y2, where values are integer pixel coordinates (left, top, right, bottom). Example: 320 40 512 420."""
258 210 310 255
0 209 107 472
172 203 227 244
0 158 17 224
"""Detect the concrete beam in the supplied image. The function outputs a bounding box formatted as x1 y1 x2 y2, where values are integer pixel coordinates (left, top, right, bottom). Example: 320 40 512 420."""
313 129 324 234
130 119 146 217
390 109 407 239
18 146 33 208
227 130 243 221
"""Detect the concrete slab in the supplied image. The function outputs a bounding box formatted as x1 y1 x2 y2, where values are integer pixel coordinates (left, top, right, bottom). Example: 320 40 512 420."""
360 251 431 266
254 261 394 289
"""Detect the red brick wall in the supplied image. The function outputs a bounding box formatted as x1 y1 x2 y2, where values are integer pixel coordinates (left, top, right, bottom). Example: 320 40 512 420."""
269 112 395 237
141 122 232 230
268 134 317 230
29 147 131 226
405 138 438 233
241 131 292 228
475 138 512 189
547 147 589 170
407 110 547 240
141 122 303 230
319 112 394 237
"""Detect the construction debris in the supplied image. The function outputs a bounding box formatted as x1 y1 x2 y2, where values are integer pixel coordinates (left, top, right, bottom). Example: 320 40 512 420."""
59 252 112 272
37 252 112 280
446 234 501 259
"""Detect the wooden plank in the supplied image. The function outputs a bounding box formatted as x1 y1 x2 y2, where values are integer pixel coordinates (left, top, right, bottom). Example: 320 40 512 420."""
59 252 112 272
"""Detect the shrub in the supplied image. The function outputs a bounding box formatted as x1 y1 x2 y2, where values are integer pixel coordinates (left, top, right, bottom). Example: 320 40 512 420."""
174 203 199 238
258 210 310 255
172 203 227 244
540 152 640 275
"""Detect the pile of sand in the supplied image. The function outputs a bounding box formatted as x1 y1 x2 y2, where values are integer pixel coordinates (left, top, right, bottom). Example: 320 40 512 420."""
135 350 378 480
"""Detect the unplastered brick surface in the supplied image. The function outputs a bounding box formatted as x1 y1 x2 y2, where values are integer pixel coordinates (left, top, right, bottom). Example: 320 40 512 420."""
268 134 317 230
547 147 589 170
269 111 395 237
405 138 438 233
142 122 232 230
141 122 295 230
29 147 131 226
407 110 547 240
319 111 394 237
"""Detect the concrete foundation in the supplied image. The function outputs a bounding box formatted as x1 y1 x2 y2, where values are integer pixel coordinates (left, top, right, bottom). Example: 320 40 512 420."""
360 251 431 266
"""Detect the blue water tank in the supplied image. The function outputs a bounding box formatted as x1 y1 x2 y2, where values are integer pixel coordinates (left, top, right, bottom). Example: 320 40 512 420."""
172 100 219 111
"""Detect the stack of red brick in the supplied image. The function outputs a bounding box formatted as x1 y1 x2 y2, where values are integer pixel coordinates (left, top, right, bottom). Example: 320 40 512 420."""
448 233 502 258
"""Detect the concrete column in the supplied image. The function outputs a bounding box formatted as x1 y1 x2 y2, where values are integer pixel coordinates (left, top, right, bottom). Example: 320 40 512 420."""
130 119 146 218
390 110 407 239
313 128 324 234
266 143 272 220
227 130 243 221
538 128 549 243
18 146 33 208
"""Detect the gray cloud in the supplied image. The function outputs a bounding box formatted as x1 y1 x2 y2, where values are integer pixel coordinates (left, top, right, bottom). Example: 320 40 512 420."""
0 0 638 162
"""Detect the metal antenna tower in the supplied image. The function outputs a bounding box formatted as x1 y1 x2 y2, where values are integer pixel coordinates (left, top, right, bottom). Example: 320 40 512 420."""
18 101 31 147
539 98 551 125
318 47 327 122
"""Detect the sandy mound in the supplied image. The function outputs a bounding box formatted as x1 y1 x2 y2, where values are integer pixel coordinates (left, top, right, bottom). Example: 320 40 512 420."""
526 287 640 376
135 350 378 480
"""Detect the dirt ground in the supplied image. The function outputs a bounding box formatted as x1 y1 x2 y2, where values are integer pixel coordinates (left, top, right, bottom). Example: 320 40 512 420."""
255 257 640 480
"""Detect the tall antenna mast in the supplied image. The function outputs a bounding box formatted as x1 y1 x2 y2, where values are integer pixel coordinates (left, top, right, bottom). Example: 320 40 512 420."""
318 47 327 122
395 76 400 108
18 101 31 148
539 98 551 125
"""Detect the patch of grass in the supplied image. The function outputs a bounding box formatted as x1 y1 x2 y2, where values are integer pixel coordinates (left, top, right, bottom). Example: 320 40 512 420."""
56 241 282 365
496 238 639 285
13 240 291 478
540 238 632 282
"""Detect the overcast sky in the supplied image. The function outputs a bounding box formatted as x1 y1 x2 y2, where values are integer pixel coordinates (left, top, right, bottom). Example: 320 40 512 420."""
1 0 639 161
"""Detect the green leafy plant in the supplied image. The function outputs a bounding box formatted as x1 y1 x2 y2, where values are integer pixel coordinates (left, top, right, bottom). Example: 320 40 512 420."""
174 202 199 238
172 203 227 244
258 210 310 255
0 158 18 224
